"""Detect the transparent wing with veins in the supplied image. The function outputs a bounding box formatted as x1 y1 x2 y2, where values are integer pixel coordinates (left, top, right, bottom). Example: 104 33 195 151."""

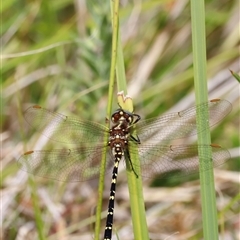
128 143 231 179
18 100 232 182
136 99 232 142
24 105 109 144
18 146 115 182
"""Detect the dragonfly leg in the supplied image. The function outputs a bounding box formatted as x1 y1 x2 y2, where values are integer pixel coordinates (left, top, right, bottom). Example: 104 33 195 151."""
125 149 139 178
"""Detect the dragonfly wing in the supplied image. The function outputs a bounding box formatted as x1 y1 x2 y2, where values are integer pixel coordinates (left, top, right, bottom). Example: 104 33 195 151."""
129 143 231 179
136 99 232 142
18 145 112 182
24 106 109 144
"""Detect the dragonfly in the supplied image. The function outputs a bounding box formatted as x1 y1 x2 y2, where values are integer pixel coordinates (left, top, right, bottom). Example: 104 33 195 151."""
18 99 232 240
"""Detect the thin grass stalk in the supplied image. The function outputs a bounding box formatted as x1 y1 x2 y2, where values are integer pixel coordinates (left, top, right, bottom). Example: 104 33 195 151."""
94 1 119 238
29 177 46 240
110 1 149 239
190 1 219 239
219 192 240 236
117 94 149 240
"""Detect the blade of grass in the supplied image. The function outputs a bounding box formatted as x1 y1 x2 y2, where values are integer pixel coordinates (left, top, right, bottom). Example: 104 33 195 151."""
94 1 118 239
230 70 240 83
219 192 240 237
117 93 149 240
110 1 149 239
190 1 219 239
29 176 46 240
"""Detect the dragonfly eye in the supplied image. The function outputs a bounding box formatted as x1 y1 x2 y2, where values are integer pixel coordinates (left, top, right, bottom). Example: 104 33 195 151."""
111 113 120 123
111 109 125 123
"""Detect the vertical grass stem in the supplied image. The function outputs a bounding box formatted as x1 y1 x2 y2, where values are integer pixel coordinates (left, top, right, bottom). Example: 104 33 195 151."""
190 1 219 239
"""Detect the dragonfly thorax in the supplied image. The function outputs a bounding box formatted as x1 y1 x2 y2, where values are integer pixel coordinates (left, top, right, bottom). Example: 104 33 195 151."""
108 126 130 149
108 109 135 158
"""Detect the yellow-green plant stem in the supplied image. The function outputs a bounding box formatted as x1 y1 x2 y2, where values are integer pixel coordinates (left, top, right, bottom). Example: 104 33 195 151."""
29 177 46 240
219 192 240 236
94 1 119 239
110 1 149 239
95 1 149 238
117 94 149 240
190 1 219 239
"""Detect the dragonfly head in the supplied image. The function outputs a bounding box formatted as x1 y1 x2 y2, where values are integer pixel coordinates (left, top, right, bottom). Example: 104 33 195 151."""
111 109 134 125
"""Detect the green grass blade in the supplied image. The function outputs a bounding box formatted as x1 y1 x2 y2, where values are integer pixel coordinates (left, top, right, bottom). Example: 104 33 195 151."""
108 1 149 239
29 177 46 240
115 29 127 92
114 11 149 240
94 1 119 238
117 94 149 240
191 1 219 239
230 70 240 83
219 192 240 236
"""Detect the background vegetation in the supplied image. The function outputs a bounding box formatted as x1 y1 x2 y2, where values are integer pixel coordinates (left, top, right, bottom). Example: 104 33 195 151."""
2 0 239 240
